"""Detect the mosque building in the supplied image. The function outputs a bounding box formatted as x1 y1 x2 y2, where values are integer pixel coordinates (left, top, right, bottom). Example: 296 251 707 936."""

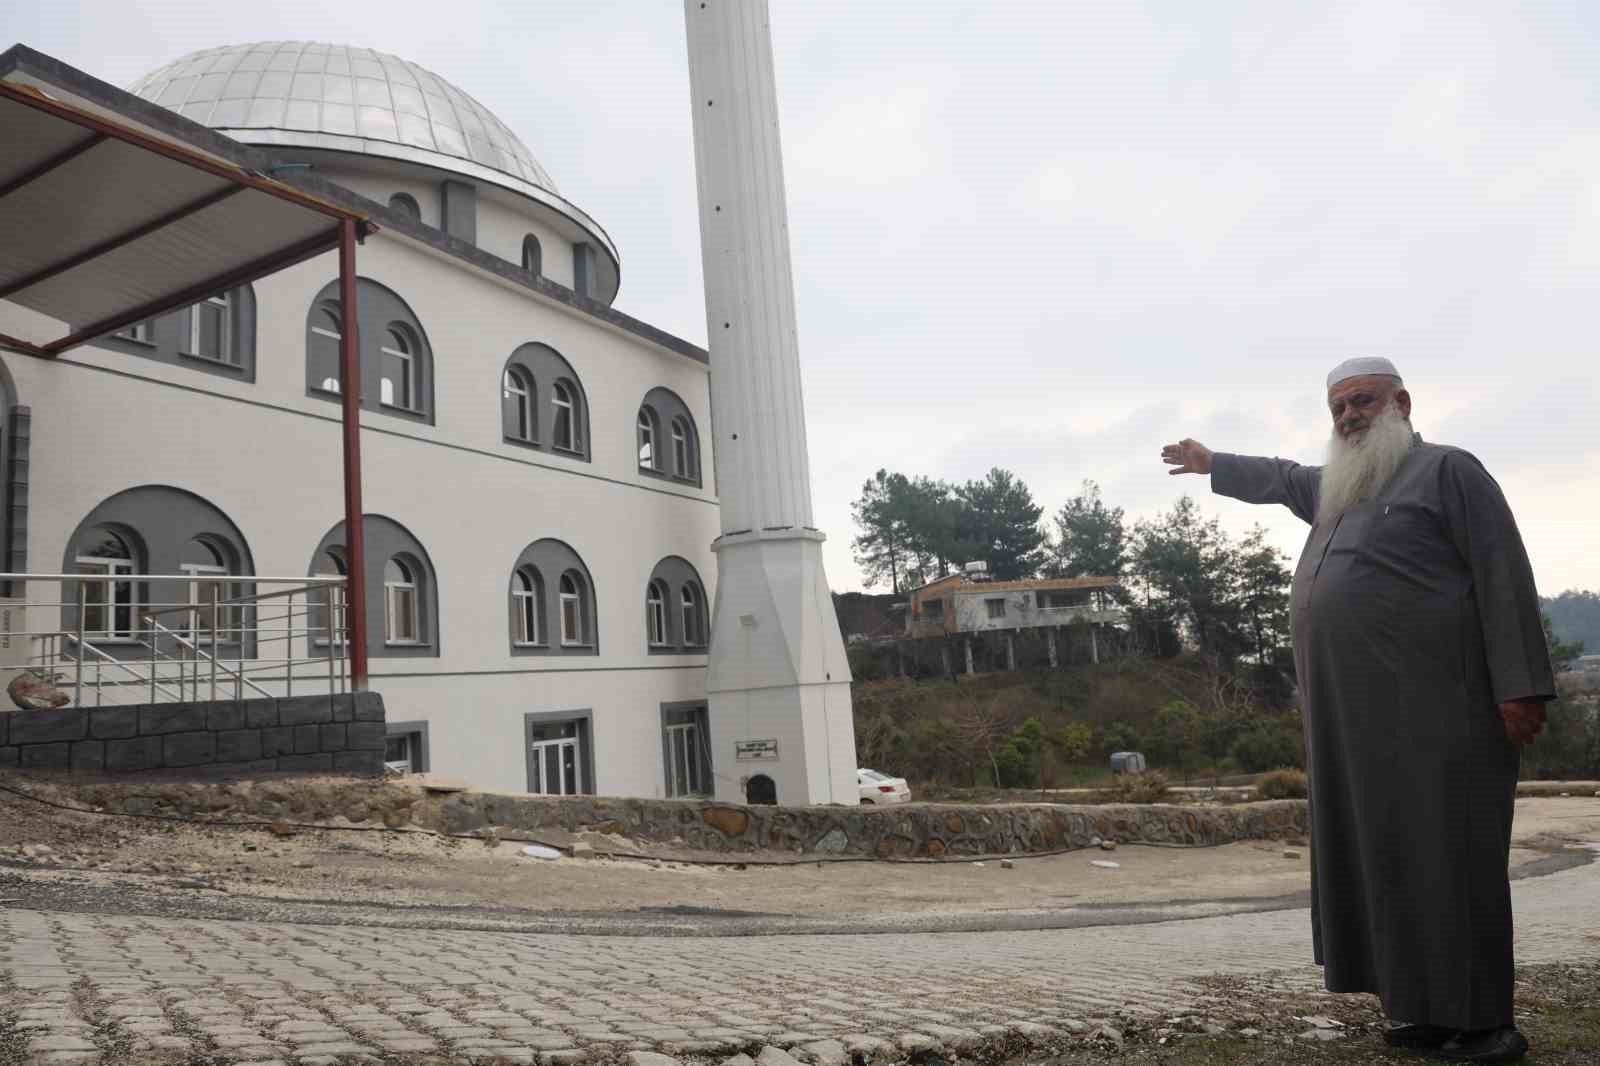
0 42 728 798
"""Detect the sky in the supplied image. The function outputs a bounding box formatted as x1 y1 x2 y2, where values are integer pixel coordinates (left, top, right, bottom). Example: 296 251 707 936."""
7 1 1599 596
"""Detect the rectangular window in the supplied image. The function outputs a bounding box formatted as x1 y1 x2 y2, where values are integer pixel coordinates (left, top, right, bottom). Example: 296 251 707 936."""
561 595 582 645
663 705 711 797
381 345 413 409
117 321 152 344
528 719 586 795
188 294 233 363
76 559 137 639
986 597 1006 619
922 599 944 620
182 565 230 645
384 733 421 774
386 584 418 643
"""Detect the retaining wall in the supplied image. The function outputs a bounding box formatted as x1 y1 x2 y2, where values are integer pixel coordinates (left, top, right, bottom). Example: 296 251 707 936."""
0 693 386 777
31 776 1309 860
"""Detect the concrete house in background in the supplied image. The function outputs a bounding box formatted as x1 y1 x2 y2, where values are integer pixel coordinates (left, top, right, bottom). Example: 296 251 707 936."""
904 569 1127 673
0 42 723 799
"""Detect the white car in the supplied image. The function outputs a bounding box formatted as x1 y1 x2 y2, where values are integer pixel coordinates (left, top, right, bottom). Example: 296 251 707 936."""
857 768 911 805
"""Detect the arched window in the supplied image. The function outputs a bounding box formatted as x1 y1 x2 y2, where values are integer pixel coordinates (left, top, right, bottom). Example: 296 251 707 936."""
306 279 433 423
637 388 701 487
75 528 139 640
512 567 543 646
508 539 595 657
521 234 542 276
502 366 535 442
637 407 658 469
645 557 708 654
671 417 691 478
559 571 587 646
388 193 421 221
384 557 420 644
646 581 668 646
681 583 705 647
310 302 342 393
310 516 436 659
180 537 232 645
312 547 347 644
501 344 588 461
380 324 417 410
552 381 579 453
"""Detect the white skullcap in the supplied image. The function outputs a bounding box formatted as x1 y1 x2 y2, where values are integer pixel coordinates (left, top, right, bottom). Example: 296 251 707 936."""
1327 356 1401 389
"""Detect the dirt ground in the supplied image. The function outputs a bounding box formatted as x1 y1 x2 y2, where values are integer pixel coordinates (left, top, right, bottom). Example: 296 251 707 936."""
2 785 1596 926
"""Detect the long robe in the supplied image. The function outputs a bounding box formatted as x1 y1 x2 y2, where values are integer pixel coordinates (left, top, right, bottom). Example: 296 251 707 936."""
1212 436 1554 1029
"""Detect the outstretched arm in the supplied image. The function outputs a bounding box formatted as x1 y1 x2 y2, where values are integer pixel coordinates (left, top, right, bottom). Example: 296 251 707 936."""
1161 438 1320 525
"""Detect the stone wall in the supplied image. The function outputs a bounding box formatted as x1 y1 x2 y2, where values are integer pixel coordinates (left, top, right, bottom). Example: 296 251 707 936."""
0 693 386 777
424 792 1309 859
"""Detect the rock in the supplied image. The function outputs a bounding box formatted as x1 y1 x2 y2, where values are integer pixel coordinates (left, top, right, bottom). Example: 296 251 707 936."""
1239 1028 1261 1038
22 844 54 859
8 670 70 710
628 1053 681 1066
1298 1015 1342 1029
892 1034 935 1054
570 841 594 858
813 828 849 854
1099 839 1117 851
799 1039 847 1066
1297 1028 1341 1042
1089 836 1102 846
702 806 750 836
999 858 1015 869
1095 1025 1124 1046
757 1047 805 1066
1283 849 1301 859
722 1056 756 1066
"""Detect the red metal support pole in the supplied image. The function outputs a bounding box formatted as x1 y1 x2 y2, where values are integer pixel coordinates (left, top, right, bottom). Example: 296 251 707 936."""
338 218 370 691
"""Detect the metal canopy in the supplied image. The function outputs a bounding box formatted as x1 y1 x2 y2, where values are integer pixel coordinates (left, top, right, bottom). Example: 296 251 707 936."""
0 77 372 357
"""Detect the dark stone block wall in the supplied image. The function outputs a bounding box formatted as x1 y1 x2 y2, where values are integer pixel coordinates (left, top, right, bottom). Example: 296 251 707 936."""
0 692 385 777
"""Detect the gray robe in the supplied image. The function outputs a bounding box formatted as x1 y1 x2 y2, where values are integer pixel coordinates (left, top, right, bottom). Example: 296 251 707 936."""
1213 436 1554 1029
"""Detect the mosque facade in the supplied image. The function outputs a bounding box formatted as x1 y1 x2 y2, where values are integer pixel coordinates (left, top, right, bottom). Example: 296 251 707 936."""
0 42 727 798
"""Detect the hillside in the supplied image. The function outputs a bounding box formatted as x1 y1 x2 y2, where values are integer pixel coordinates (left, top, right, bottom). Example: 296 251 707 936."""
1544 590 1600 655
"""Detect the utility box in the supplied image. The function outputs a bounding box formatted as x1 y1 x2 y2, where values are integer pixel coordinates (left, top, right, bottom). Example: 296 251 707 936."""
1110 751 1147 775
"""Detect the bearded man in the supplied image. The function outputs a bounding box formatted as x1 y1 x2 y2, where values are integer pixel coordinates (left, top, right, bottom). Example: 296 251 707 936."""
1161 357 1553 1064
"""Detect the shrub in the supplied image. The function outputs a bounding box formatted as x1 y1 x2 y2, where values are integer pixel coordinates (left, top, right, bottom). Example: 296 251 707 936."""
1255 768 1308 799
1231 719 1304 772
1112 770 1171 804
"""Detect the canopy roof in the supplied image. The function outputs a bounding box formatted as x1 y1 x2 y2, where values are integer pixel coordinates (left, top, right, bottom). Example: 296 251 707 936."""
0 47 372 358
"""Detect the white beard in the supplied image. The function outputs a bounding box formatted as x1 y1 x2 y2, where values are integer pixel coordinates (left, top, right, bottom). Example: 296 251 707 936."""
1317 404 1415 525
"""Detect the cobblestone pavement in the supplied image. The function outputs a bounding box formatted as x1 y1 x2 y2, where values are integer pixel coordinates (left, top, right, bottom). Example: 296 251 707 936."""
2 860 1596 1065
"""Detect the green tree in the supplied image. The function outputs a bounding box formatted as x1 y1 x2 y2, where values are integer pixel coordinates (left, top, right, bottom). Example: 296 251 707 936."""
956 468 1046 580
1149 699 1205 783
1128 496 1249 664
1235 525 1292 665
1047 480 1127 578
851 469 912 594
900 477 967 586
1542 589 1600 652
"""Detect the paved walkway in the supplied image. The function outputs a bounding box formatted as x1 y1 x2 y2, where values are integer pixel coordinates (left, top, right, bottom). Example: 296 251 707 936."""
2 860 1596 1065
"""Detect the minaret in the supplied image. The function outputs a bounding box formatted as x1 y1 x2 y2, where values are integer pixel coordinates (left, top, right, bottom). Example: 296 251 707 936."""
683 0 857 805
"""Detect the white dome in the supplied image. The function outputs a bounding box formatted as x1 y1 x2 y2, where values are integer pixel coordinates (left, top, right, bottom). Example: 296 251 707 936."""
129 42 558 195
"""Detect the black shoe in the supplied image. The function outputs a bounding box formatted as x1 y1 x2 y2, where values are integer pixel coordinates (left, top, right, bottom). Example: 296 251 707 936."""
1435 1027 1529 1063
1383 1023 1456 1049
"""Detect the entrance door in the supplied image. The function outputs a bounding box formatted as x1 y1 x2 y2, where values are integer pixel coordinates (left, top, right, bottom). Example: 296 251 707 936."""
529 737 582 795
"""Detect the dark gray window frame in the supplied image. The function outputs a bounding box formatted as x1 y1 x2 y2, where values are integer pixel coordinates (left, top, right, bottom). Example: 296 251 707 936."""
659 699 712 798
388 192 421 221
60 485 258 661
523 708 595 796
385 719 431 773
305 277 435 425
521 233 543 276
500 342 589 462
500 362 538 446
509 539 598 657
97 283 257 382
646 556 708 656
636 387 701 488
310 514 440 660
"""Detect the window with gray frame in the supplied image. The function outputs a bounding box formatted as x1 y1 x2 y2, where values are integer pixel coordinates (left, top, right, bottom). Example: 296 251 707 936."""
305 278 434 424
508 540 597 656
645 556 708 654
309 515 438 660
388 192 421 221
662 703 712 798
525 712 593 796
636 388 701 487
61 486 257 659
521 233 542 276
986 597 1006 619
98 285 257 381
384 721 429 775
499 343 589 460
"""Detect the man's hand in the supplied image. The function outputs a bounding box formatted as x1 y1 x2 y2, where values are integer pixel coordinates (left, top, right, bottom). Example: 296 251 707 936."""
1499 699 1546 747
1162 438 1214 476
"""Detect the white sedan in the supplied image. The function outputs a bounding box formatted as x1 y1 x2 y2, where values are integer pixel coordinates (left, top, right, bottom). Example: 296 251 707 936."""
857 768 911 805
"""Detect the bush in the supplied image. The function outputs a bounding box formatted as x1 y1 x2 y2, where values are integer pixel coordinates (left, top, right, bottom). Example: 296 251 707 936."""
1255 768 1308 799
1112 770 1170 804
1231 719 1304 772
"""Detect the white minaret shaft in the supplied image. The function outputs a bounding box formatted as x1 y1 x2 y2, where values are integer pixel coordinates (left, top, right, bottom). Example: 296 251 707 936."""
684 0 856 806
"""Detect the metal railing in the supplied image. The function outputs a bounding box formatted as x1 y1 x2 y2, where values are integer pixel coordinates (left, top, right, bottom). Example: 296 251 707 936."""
0 573 349 708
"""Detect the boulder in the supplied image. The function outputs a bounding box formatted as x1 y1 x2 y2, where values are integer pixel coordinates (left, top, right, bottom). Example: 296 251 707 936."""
8 670 70 710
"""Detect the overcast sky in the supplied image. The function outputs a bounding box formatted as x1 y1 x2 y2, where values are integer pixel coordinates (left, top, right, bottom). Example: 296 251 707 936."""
8 1 1598 596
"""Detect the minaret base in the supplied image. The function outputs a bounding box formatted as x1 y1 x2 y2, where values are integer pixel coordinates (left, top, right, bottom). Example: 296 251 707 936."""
706 530 856 806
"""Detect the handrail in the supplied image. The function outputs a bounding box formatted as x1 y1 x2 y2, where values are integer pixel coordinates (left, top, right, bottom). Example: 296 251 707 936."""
60 633 183 702
144 617 273 700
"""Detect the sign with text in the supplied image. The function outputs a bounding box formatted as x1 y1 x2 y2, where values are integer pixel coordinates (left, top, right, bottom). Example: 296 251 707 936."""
734 738 779 761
